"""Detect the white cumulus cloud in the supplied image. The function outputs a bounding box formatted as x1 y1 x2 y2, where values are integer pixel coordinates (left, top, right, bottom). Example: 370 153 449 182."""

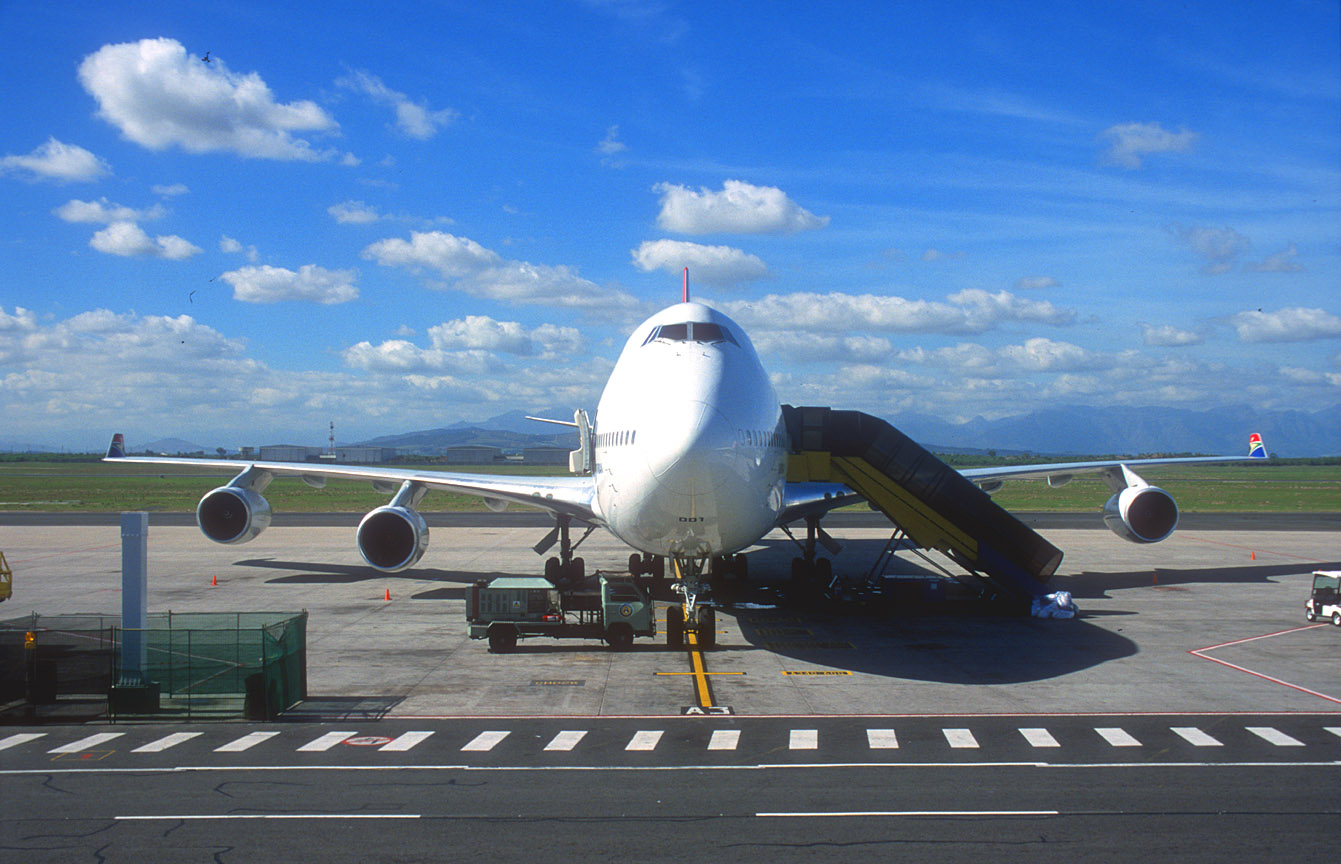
1099 121 1199 169
78 38 341 161
328 200 383 224
718 289 1073 337
337 70 456 140
1169 224 1250 275
1 137 110 182
1246 243 1305 273
363 230 638 309
89 221 201 260
1231 307 1341 343
54 198 165 224
221 264 359 304
654 179 829 235
1141 323 1205 347
631 239 768 287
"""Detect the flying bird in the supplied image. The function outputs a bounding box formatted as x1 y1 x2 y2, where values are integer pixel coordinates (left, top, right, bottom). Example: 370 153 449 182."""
201 51 211 62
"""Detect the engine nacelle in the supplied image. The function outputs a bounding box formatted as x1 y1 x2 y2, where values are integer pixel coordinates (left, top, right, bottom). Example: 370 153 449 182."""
1103 485 1179 544
197 486 272 545
357 505 430 572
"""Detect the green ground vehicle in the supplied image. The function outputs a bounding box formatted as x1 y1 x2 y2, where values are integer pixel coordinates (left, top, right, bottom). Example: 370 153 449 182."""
467 573 656 652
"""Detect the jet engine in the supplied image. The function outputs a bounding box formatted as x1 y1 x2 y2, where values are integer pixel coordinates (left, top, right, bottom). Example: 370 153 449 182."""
357 504 430 572
197 485 272 544
1103 484 1178 544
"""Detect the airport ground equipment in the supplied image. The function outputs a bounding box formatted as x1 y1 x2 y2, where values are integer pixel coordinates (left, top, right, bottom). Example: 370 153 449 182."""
782 405 1063 604
1305 571 1341 626
467 573 656 652
0 552 11 602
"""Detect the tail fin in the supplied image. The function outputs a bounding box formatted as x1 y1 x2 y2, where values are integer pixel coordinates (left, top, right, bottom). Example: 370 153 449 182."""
106 433 126 459
1248 433 1268 459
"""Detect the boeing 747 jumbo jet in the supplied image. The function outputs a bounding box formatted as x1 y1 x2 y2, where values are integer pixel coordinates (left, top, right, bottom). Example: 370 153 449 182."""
105 271 1265 646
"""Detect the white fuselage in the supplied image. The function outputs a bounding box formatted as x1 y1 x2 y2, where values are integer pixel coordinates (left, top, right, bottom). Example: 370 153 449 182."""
592 303 788 560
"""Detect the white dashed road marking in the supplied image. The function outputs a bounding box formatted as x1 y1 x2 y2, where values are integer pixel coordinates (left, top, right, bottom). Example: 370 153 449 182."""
544 731 588 752
48 733 123 754
1095 727 1142 747
215 732 280 753
132 732 203 753
1171 727 1223 747
866 729 899 749
943 729 979 749
1246 727 1304 747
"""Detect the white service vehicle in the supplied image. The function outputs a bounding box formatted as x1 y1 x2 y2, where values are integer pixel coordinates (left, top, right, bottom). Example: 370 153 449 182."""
1305 571 1341 626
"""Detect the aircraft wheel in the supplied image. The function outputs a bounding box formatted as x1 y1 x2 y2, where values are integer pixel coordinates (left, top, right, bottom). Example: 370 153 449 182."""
568 557 585 583
667 606 684 649
544 557 560 582
653 556 666 580
628 553 643 576
697 607 716 650
816 557 832 584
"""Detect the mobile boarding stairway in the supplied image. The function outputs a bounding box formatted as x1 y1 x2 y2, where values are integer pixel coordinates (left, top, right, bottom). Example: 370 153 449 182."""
782 405 1062 605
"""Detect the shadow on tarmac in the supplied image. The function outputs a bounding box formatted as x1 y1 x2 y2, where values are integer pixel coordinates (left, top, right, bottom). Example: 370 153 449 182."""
1065 560 1341 599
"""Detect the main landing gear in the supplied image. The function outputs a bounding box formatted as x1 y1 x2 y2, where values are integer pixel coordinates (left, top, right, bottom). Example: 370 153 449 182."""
534 513 596 586
783 514 840 596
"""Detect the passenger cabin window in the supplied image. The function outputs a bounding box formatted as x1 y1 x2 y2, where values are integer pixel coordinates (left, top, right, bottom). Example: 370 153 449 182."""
641 321 739 346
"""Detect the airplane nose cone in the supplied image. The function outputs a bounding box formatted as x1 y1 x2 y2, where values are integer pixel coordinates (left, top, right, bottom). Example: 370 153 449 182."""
644 400 736 494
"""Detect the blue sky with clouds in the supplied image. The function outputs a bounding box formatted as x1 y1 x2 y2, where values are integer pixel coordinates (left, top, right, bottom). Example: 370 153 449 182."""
2 0 1338 450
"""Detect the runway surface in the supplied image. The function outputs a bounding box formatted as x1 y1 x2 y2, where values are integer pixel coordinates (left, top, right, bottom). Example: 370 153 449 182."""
1 511 1337 860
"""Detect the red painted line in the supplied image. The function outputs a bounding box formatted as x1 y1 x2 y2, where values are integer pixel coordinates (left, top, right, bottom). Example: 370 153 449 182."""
1179 535 1324 563
9 543 121 564
1188 623 1341 706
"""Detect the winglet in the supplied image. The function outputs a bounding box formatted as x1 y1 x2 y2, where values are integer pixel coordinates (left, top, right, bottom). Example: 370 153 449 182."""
106 433 126 459
1248 433 1268 459
682 267 689 303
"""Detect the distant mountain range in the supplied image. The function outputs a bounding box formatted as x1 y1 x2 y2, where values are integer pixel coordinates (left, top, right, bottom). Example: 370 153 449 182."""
7 404 1338 457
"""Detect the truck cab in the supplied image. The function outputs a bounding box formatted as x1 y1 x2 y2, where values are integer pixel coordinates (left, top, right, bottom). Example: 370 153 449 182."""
1305 571 1341 626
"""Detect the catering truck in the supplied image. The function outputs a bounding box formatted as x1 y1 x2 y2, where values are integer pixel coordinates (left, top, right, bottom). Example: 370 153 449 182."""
467 573 656 652
1305 570 1341 626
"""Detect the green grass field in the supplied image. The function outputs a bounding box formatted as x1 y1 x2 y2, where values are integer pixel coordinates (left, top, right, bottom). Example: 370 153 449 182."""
0 458 1337 513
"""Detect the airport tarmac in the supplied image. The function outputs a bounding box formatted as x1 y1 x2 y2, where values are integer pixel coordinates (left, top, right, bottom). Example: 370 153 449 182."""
2 511 1338 719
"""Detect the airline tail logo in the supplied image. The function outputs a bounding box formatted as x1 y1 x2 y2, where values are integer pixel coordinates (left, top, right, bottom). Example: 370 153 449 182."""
107 433 126 459
1248 433 1267 459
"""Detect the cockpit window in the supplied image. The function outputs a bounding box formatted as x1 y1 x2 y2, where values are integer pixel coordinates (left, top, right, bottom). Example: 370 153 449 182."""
641 321 738 346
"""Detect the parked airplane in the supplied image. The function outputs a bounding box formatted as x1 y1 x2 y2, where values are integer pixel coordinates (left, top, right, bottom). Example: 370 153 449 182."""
105 272 1265 646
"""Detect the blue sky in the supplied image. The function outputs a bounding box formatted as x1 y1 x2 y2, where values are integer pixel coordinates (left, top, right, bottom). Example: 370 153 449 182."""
2 0 1338 450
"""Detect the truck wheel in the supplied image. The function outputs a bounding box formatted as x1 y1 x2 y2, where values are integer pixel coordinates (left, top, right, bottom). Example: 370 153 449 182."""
667 606 684 649
606 624 634 651
1306 608 1316 621
698 607 716 650
1333 611 1341 627
488 626 517 653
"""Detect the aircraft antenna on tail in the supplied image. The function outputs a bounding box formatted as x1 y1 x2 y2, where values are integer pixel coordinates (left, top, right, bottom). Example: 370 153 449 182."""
682 267 689 303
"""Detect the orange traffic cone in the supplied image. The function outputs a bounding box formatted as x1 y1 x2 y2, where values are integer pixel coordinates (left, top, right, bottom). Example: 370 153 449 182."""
211 574 217 587
1251 551 1256 560
384 588 391 601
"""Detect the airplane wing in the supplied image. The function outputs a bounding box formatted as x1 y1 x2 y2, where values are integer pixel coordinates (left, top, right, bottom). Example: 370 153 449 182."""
104 436 601 524
777 434 1267 524
959 432 1267 489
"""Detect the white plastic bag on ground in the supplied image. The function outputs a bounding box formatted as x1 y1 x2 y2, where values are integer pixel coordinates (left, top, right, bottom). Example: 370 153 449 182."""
1031 590 1077 619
